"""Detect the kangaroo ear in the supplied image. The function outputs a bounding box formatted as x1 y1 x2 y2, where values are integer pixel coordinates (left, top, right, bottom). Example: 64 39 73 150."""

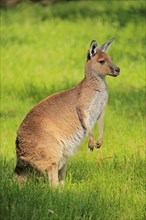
87 40 97 61
99 38 115 52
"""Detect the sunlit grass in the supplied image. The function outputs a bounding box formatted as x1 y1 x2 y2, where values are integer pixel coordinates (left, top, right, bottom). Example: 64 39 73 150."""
0 1 145 219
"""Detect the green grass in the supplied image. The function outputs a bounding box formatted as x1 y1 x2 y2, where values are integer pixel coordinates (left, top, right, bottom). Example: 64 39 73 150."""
0 1 145 219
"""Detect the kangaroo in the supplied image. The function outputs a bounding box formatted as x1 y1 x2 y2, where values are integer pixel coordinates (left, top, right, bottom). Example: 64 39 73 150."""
15 38 120 186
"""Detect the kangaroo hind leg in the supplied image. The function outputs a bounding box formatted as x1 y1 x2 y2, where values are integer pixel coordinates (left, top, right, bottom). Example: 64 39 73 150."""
47 162 59 187
58 163 67 185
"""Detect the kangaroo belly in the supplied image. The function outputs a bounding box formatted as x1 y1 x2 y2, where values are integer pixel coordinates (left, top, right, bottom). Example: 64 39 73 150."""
58 127 85 170
63 127 85 157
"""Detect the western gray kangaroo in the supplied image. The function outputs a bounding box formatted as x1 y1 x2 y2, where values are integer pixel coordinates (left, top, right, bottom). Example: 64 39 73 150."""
15 38 120 186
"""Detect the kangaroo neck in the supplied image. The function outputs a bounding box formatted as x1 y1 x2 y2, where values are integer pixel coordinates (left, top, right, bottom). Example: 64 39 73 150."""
84 67 107 92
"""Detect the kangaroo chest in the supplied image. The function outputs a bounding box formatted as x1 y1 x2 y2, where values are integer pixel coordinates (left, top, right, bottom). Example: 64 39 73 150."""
59 82 108 169
61 90 108 156
85 90 108 128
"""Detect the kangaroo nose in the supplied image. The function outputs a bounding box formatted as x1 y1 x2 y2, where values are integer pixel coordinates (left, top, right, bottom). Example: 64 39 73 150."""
115 67 120 73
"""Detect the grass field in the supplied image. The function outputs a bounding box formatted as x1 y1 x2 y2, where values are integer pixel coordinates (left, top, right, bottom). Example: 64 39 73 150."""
0 1 145 219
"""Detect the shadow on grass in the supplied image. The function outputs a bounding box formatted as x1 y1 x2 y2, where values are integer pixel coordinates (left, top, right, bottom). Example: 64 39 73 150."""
49 2 145 27
19 80 77 103
1 80 145 120
0 153 145 185
18 81 146 118
1 1 145 27
0 155 145 220
108 85 145 118
0 159 108 220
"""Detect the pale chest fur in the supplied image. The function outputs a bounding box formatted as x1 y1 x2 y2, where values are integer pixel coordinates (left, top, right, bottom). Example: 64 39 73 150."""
85 89 108 128
59 87 108 169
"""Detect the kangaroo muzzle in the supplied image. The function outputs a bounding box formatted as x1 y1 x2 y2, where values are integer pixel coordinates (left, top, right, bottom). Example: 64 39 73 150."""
110 65 120 77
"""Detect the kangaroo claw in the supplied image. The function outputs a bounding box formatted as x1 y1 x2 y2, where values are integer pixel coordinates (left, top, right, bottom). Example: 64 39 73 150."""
96 141 102 148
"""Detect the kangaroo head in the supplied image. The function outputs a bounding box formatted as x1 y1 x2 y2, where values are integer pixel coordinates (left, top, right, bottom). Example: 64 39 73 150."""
86 38 120 78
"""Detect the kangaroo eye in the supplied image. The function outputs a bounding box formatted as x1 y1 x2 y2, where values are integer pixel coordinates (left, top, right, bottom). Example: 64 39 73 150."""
99 60 105 64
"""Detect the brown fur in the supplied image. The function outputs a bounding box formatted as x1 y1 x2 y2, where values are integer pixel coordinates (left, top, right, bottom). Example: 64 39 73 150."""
15 39 120 186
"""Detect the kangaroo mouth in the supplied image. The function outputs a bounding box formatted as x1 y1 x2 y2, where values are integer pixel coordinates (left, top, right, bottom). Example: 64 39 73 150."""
110 72 120 77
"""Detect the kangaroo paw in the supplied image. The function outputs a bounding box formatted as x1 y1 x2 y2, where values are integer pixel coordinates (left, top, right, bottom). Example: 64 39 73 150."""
96 140 102 148
88 139 94 151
